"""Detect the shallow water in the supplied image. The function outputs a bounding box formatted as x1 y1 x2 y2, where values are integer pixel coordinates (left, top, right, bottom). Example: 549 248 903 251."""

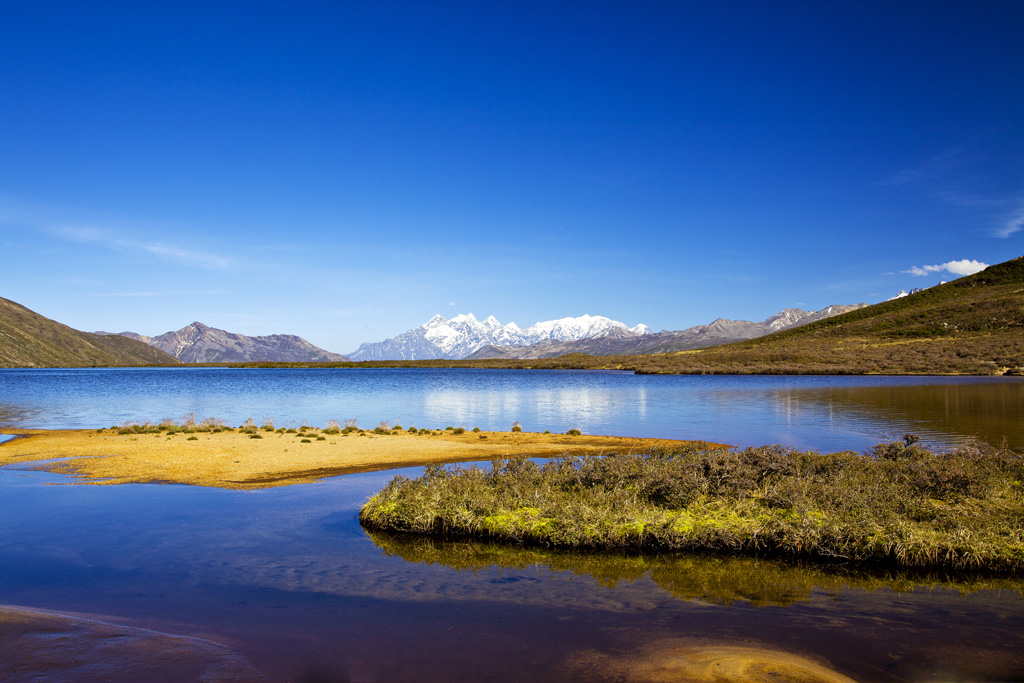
0 466 1021 682
1 369 1023 681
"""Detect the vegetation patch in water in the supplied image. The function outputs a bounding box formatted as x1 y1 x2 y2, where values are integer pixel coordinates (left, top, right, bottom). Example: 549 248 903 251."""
360 437 1024 572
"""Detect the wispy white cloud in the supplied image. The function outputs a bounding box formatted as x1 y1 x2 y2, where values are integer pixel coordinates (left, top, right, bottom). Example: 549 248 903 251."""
91 291 161 298
996 205 1024 238
51 225 232 269
879 148 968 187
90 289 230 298
882 149 1024 239
902 259 989 277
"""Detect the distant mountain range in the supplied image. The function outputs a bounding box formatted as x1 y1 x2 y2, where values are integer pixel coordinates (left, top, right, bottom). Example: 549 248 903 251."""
451 257 1024 375
347 313 652 361
0 297 179 368
467 304 869 360
101 322 349 363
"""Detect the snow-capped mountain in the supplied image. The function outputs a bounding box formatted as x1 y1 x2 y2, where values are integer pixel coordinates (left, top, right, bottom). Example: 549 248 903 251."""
467 303 869 360
348 313 651 361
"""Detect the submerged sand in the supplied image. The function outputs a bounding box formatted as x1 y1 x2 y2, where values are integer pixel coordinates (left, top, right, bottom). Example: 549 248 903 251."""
0 427 713 490
569 641 859 683
0 605 267 682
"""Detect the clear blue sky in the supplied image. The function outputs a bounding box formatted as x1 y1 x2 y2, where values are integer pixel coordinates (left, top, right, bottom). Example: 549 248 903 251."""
2 1 1022 354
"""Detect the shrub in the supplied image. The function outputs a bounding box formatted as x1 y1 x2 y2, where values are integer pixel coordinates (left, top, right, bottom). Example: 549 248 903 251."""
473 427 481 432
511 422 522 433
359 440 1024 572
453 427 466 435
567 429 581 436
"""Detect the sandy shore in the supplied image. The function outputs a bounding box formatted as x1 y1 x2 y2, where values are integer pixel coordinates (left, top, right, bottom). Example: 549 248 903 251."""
0 427 715 489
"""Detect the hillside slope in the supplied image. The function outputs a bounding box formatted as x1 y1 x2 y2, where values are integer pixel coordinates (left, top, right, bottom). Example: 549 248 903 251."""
0 297 180 368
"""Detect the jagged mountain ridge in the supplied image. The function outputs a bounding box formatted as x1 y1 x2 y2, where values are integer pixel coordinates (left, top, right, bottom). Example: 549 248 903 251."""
109 322 349 363
0 296 180 368
348 313 651 361
466 304 869 360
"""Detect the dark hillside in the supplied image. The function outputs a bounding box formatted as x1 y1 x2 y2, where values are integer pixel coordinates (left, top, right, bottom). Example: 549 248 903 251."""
0 297 180 367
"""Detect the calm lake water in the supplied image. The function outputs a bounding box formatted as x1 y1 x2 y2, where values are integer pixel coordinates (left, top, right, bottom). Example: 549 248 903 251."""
1 367 1022 451
1 368 1023 682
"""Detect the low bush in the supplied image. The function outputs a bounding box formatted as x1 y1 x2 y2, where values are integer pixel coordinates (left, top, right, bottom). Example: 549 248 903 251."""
360 440 1024 573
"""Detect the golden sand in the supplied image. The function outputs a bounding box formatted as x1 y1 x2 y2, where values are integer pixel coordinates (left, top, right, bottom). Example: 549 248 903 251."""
0 427 714 490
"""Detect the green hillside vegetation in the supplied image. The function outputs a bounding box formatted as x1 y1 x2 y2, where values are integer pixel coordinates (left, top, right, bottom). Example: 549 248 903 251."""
0 297 180 368
233 255 1024 375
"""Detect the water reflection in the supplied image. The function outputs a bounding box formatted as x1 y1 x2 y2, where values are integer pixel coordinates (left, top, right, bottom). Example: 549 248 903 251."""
422 385 630 432
367 531 1024 609
0 368 1021 452
787 381 1024 450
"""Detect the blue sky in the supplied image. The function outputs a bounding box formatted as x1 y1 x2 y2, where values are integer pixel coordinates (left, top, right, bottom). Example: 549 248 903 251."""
2 1 1022 354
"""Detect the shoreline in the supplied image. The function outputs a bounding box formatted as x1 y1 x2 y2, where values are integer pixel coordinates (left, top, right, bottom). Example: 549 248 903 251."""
0 426 718 490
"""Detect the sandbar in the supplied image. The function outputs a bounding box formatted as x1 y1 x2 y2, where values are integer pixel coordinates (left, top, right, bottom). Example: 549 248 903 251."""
0 427 716 489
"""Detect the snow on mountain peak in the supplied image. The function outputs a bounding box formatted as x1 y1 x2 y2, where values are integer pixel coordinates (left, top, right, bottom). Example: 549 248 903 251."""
424 314 448 327
350 313 652 361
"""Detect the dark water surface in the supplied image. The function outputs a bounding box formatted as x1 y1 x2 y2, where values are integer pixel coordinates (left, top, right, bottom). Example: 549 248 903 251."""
1 367 1022 451
1 369 1023 681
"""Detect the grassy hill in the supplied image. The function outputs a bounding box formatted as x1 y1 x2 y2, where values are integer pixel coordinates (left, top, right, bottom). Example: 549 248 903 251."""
612 254 1024 375
0 297 180 368
236 255 1024 375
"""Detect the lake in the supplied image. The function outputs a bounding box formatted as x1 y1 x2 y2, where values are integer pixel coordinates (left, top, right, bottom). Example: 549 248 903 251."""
1 368 1022 682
